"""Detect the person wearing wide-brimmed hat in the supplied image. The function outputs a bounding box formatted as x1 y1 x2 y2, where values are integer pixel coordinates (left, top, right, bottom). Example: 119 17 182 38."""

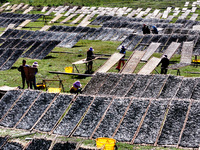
70 80 82 94
116 45 126 72
30 61 39 89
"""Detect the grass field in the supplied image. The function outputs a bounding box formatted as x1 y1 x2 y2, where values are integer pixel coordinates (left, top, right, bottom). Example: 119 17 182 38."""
1 38 200 93
6 0 198 9
0 8 200 91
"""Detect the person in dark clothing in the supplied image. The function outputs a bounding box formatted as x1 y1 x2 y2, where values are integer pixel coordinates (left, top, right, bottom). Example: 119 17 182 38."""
30 62 38 89
151 25 158 34
86 47 95 74
146 25 150 34
116 45 126 71
18 59 29 89
142 24 146 34
158 55 169 74
142 24 150 34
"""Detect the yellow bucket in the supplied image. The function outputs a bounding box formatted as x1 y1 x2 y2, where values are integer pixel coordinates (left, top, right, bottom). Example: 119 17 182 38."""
48 88 61 93
65 66 73 73
96 137 116 150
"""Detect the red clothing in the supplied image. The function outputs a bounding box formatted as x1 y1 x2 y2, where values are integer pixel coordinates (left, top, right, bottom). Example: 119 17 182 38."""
116 47 126 70
116 60 125 70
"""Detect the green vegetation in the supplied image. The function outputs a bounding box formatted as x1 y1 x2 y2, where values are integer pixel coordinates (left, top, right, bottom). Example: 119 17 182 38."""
0 40 123 91
4 0 197 9
0 38 199 92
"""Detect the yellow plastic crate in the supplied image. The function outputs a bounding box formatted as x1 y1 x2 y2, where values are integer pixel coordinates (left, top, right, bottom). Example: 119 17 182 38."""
36 83 45 89
96 137 116 150
65 66 73 73
192 59 200 63
48 88 61 93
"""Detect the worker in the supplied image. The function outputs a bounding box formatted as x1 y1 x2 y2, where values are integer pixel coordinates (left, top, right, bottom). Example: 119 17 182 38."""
116 45 126 72
158 55 169 74
86 47 95 74
30 62 39 89
142 24 150 34
151 25 158 34
18 59 29 89
70 81 82 94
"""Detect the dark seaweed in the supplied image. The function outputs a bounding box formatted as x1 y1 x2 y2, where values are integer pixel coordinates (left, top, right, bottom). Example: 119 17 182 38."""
97 73 122 95
2 142 23 150
52 142 76 150
142 75 168 98
175 78 196 99
73 96 112 137
82 73 108 95
34 94 74 132
53 95 94 136
125 75 153 97
25 139 52 150
93 98 131 138
0 136 8 147
1 49 24 70
179 101 200 148
114 99 150 142
0 90 23 120
191 78 200 100
0 90 41 128
134 100 169 144
157 100 189 145
158 75 183 99
110 74 137 97
16 92 57 130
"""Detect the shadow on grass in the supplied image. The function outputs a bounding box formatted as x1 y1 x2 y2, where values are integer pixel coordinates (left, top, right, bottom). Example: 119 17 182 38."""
170 61 179 64
71 75 87 79
44 55 57 59
73 45 84 48
11 66 18 69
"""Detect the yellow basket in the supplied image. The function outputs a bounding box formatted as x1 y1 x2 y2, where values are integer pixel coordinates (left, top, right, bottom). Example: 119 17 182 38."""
36 83 45 89
192 59 200 63
48 88 61 93
65 66 73 73
96 137 116 150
